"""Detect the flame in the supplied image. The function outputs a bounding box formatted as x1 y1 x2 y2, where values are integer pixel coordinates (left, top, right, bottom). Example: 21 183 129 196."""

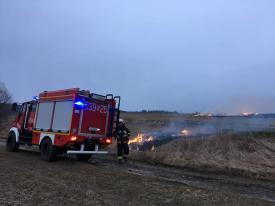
128 134 155 145
242 112 255 116
128 134 144 145
181 129 189 136
146 136 154 142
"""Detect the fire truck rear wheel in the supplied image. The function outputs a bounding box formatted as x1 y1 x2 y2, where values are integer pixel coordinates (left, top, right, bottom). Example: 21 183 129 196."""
6 132 19 152
76 154 92 161
40 138 56 161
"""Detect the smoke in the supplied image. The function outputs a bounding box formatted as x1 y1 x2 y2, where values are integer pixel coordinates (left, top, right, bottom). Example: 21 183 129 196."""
172 117 274 135
129 115 275 151
139 116 275 139
219 95 275 114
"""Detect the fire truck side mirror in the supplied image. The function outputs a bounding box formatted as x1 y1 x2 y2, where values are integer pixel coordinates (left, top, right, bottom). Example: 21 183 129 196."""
12 103 18 112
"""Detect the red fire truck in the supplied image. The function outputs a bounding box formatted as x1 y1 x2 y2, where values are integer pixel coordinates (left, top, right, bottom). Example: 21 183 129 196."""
6 88 120 161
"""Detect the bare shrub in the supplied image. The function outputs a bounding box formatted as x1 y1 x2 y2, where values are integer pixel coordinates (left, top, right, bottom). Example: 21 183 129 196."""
0 81 12 122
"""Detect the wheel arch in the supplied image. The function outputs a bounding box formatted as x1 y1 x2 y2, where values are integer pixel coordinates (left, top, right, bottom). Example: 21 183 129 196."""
39 133 55 147
9 127 19 142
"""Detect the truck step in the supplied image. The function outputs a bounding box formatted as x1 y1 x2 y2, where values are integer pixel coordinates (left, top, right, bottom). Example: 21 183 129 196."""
67 150 108 154
19 141 32 145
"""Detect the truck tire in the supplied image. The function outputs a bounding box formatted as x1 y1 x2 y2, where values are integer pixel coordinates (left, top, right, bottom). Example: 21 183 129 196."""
76 154 92 162
40 138 56 161
6 132 19 152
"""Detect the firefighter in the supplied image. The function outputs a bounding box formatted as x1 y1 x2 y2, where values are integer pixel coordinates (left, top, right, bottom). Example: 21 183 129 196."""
115 118 130 163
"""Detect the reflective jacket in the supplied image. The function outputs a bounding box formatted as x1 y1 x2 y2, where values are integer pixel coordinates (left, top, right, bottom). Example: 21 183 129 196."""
115 124 131 142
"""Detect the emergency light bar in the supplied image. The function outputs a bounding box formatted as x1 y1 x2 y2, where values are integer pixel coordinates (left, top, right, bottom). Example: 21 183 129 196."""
74 101 85 108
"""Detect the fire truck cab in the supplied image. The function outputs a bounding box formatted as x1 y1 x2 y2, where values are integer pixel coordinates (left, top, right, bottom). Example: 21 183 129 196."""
6 88 120 161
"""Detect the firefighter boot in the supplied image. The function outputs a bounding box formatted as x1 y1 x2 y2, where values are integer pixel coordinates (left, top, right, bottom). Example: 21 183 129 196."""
123 156 128 162
117 156 123 164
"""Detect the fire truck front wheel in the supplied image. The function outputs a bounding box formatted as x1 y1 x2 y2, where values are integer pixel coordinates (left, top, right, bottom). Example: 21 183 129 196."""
40 138 56 161
7 132 19 152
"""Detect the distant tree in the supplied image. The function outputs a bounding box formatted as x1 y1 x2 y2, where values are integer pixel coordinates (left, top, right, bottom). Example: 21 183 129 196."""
0 81 12 117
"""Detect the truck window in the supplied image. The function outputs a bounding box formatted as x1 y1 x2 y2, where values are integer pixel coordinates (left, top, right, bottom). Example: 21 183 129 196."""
35 102 54 130
21 104 26 113
52 101 73 132
30 103 37 112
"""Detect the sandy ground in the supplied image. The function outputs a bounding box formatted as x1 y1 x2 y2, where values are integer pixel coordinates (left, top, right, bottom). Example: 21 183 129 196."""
0 142 275 206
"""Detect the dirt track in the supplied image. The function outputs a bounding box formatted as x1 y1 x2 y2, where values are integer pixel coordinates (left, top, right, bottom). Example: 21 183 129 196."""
0 141 275 206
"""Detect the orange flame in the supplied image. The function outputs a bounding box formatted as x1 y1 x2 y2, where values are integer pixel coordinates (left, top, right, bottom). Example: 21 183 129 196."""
128 134 155 145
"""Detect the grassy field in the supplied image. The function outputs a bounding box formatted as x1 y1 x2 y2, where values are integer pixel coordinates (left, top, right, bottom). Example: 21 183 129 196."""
122 112 275 180
1 111 275 204
0 113 15 138
121 111 275 135
130 133 275 181
1 111 275 181
1 144 273 206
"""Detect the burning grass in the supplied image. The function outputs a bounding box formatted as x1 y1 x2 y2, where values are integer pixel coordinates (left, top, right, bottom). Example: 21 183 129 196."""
129 132 275 180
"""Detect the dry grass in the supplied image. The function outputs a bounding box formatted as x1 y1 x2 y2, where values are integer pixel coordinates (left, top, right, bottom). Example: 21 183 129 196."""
0 114 15 137
120 112 185 135
122 112 275 180
2 111 275 180
130 133 275 180
0 146 271 206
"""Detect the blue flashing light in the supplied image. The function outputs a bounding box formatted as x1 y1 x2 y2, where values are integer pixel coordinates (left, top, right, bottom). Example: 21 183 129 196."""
33 96 39 100
74 101 85 108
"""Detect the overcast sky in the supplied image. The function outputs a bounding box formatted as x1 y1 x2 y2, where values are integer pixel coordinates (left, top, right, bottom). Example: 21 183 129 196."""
0 0 275 113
